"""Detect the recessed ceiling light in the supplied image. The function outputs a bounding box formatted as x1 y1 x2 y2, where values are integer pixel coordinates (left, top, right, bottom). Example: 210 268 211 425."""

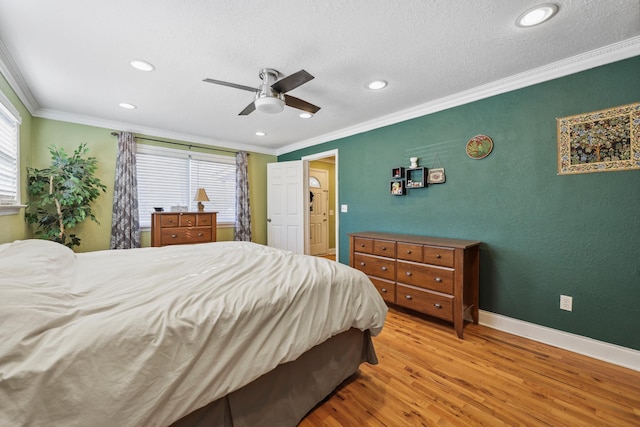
130 59 156 72
255 131 266 136
516 3 559 27
367 80 388 90
119 103 137 109
299 112 313 119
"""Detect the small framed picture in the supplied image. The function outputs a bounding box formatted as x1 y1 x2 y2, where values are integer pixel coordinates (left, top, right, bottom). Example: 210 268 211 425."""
390 180 406 196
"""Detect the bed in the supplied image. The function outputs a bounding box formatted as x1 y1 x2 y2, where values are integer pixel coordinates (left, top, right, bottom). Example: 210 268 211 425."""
0 239 387 427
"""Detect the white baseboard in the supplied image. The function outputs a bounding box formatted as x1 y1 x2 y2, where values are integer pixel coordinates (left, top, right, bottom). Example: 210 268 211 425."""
479 310 640 372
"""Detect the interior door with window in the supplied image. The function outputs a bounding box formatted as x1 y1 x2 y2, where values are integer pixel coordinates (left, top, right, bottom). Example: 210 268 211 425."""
309 168 329 256
266 161 304 253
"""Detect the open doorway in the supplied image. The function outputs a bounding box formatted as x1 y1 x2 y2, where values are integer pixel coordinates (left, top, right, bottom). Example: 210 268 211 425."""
302 150 338 261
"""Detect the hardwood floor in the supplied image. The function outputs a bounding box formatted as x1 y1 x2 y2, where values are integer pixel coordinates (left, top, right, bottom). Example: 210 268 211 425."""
300 308 640 426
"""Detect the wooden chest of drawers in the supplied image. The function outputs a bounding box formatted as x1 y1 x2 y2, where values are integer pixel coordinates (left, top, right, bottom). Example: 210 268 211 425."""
151 212 217 247
350 232 481 338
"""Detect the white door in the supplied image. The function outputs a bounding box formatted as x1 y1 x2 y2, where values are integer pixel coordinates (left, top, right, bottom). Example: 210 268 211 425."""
309 168 329 256
267 161 304 253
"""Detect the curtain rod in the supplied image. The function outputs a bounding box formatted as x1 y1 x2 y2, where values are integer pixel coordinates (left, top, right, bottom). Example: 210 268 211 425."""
110 132 238 155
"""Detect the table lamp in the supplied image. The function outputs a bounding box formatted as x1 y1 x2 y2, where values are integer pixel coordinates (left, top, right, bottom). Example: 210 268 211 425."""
194 188 209 212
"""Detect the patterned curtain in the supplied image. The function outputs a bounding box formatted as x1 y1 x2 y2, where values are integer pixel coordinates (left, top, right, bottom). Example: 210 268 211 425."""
110 132 140 249
234 151 252 241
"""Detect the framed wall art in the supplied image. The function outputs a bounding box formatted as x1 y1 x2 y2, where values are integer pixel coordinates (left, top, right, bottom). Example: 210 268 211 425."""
557 102 640 175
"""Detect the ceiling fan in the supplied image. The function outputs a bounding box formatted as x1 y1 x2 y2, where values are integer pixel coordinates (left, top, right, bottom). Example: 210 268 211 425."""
203 68 321 116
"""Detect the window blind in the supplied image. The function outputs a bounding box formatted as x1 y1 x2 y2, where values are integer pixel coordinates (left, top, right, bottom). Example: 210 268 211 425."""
136 145 236 228
0 100 19 205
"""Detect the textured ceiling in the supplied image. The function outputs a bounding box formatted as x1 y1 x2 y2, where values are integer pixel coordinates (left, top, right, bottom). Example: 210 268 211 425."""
0 0 638 154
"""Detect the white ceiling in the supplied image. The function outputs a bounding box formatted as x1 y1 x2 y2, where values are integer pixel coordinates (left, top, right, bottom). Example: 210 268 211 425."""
0 1 638 155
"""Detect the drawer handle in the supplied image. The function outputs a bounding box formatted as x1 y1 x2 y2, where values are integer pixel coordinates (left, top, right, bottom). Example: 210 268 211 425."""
405 295 413 300
436 254 442 258
360 243 365 247
405 271 412 276
380 288 387 293
434 303 442 309
435 277 443 283
168 220 173 223
381 246 387 251
360 262 365 266
198 233 204 237
171 234 177 238
406 250 412 254
381 266 387 271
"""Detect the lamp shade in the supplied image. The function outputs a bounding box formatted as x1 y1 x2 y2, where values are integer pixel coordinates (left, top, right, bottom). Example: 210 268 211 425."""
194 188 210 202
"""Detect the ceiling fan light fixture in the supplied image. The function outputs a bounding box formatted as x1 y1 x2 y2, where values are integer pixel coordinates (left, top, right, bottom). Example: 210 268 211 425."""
255 131 266 136
516 3 558 27
254 96 285 114
119 102 137 109
299 112 313 119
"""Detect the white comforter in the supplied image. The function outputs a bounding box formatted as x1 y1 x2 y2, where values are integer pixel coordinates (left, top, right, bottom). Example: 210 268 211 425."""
0 239 387 427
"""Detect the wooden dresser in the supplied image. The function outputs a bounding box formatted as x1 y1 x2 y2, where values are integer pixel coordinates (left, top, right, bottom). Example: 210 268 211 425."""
350 231 481 338
151 212 217 247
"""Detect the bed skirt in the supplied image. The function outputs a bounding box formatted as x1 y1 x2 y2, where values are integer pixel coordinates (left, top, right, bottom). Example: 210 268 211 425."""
170 328 377 427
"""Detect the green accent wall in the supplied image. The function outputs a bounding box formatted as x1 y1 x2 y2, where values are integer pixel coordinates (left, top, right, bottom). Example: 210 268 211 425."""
279 57 640 350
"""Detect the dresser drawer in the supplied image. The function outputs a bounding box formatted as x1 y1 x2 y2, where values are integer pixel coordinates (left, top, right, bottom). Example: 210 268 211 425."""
423 245 455 268
397 260 454 294
397 242 423 262
396 284 453 322
369 277 396 304
179 214 197 227
160 227 212 245
373 239 396 257
354 253 396 281
160 214 180 227
353 237 374 254
197 213 213 226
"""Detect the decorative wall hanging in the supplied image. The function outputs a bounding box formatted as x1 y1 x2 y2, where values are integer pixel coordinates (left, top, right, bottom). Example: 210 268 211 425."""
466 134 493 159
557 102 640 175
427 153 446 184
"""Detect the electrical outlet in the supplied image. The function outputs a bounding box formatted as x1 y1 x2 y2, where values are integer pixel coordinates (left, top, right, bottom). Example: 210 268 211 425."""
340 204 348 213
560 295 573 311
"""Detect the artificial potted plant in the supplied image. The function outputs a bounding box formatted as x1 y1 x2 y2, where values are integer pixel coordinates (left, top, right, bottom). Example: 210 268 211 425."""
25 143 107 249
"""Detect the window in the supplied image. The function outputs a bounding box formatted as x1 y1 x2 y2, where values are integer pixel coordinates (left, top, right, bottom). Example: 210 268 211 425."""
136 144 236 228
0 91 21 215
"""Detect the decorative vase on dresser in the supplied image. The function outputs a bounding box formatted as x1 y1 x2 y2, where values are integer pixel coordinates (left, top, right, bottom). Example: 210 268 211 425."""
350 231 481 338
151 212 217 247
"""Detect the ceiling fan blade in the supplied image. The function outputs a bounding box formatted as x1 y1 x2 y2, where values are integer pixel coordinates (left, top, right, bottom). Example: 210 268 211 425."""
203 78 258 93
284 94 320 114
271 70 314 93
238 101 256 116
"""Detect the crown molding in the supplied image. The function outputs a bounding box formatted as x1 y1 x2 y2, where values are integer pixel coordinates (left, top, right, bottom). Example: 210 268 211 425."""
34 108 278 156
0 39 39 115
479 310 640 371
277 36 640 156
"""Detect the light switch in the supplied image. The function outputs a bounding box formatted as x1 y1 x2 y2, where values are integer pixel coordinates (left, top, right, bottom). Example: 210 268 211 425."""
341 204 348 213
329 210 334 215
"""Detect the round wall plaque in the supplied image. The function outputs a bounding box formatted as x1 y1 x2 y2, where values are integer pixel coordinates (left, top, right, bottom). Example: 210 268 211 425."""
466 134 493 159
